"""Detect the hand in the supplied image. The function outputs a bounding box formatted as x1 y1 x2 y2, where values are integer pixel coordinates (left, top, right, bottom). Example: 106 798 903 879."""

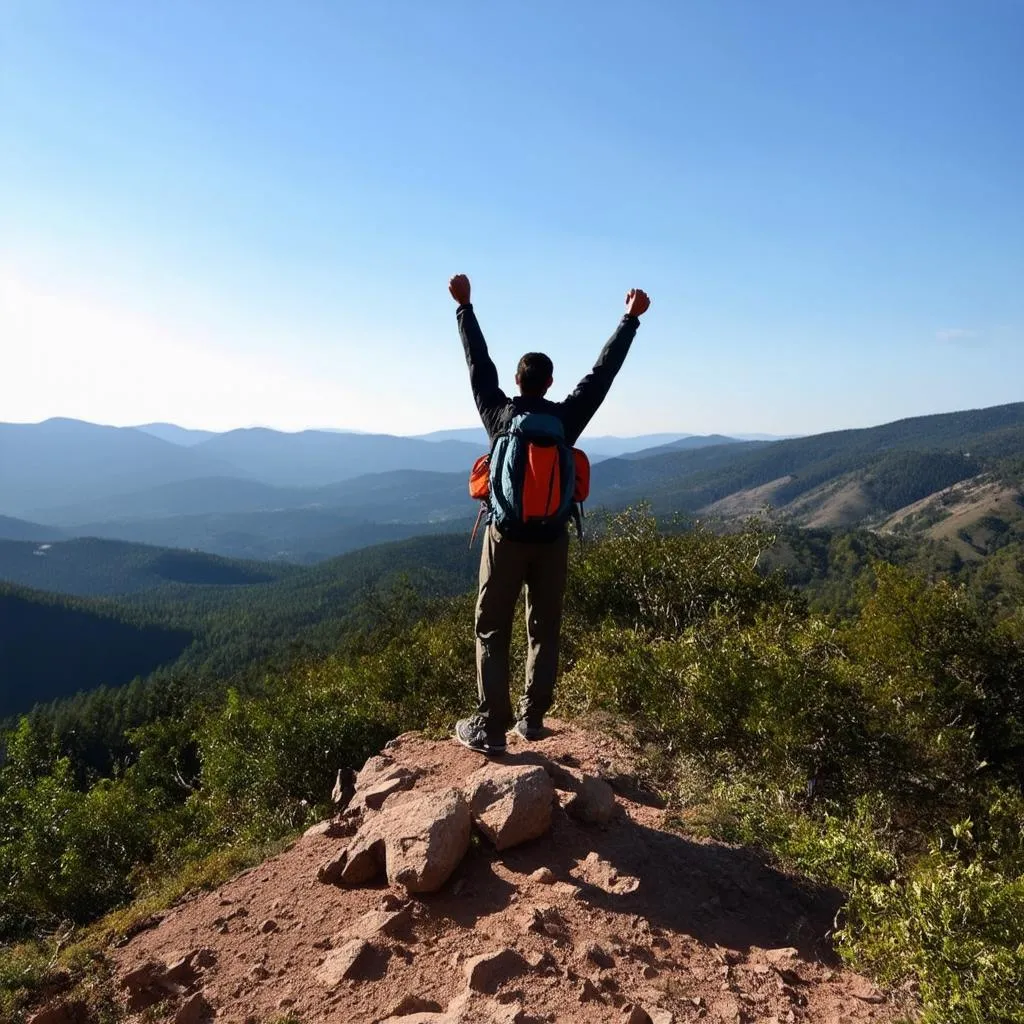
625 288 651 317
449 274 471 305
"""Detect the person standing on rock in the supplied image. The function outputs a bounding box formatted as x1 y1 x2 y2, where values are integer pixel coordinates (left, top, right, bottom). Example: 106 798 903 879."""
449 273 651 755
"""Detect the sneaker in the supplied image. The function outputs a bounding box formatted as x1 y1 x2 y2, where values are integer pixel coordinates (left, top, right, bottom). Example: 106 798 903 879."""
454 717 507 755
512 719 544 742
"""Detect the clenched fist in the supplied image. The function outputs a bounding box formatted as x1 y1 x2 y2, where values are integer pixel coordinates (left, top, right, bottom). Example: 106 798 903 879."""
625 288 651 317
449 274 471 305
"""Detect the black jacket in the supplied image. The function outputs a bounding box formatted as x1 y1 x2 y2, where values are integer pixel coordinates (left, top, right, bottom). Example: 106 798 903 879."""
457 303 640 446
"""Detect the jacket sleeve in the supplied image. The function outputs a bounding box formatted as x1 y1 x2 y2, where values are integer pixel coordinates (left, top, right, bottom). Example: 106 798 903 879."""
560 314 640 442
457 303 508 440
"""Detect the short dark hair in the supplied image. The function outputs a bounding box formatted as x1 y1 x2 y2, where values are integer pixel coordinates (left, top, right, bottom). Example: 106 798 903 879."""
516 352 553 396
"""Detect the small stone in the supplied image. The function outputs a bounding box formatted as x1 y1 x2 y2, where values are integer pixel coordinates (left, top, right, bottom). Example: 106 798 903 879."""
331 767 356 806
259 919 277 934
530 866 556 884
523 905 570 943
565 776 617 824
388 994 444 1015
464 948 530 994
764 946 799 963
578 977 603 1003
341 906 412 941
586 943 614 969
276 997 295 1010
649 1011 674 1024
622 1007 653 1024
175 992 214 1024
524 949 558 974
340 831 387 886
313 939 375 987
642 965 658 979
850 978 885 1003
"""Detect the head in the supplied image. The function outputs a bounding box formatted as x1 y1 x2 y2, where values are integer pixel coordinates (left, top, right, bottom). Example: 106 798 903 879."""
515 352 554 397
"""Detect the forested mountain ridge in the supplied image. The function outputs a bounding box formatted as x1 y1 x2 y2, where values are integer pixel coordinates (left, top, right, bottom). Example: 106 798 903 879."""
590 403 1024 524
0 516 65 542
2 402 1022 567
1 533 479 741
0 537 294 596
0 583 195 719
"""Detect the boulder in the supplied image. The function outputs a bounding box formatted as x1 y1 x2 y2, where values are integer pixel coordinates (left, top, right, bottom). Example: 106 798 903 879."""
464 765 554 851
565 776 616 824
379 788 472 893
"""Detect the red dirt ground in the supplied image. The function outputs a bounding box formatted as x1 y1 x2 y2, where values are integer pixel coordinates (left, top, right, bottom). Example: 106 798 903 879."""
110 721 914 1024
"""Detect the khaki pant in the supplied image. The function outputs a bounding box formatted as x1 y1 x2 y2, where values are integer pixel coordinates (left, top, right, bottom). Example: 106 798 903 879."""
474 523 570 739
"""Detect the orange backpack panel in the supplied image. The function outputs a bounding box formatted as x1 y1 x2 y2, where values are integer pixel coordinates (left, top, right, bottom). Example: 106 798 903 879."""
572 448 590 502
522 443 562 520
469 454 491 500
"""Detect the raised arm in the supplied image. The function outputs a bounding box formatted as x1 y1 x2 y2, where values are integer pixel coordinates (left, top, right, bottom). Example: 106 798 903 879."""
561 288 651 442
450 274 509 440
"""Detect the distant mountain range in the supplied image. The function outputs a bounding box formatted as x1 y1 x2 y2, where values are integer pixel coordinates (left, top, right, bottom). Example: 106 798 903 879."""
1 404 1022 565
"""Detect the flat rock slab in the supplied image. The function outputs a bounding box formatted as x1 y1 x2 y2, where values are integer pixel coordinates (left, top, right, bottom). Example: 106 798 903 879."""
465 764 554 851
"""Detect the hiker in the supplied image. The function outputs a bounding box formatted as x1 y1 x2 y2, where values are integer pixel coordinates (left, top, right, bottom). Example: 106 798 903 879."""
449 273 651 754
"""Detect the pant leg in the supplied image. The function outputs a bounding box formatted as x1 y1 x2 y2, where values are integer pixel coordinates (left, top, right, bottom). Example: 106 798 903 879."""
475 523 527 736
520 529 570 725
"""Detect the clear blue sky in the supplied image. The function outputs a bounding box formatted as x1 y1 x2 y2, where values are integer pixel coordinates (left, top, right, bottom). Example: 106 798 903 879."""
2 0 1022 437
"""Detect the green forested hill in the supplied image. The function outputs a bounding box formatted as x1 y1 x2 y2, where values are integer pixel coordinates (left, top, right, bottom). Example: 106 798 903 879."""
0 537 295 596
2 533 478 770
0 584 194 718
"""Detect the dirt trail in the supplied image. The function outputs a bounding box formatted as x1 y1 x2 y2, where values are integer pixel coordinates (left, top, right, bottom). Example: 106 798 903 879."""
109 721 910 1024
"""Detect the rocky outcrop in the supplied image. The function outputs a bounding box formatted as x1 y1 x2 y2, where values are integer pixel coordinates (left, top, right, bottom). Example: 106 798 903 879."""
108 722 904 1024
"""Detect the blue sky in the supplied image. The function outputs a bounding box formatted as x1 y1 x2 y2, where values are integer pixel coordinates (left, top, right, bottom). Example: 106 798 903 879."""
2 0 1022 437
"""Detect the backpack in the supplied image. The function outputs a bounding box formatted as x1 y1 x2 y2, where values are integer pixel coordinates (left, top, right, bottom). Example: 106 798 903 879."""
467 412 590 545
